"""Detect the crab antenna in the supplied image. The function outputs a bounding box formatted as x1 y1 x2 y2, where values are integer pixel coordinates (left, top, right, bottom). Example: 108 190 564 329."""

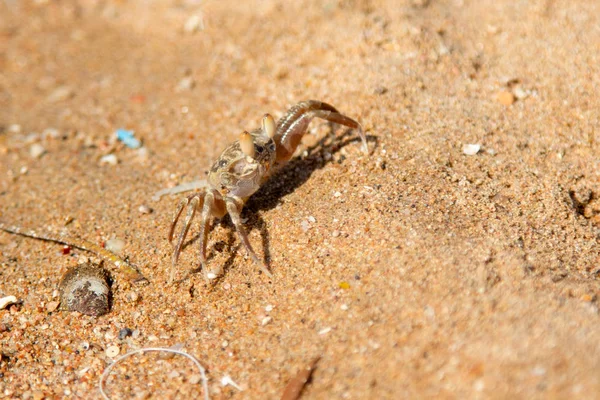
239 131 255 158
262 114 276 139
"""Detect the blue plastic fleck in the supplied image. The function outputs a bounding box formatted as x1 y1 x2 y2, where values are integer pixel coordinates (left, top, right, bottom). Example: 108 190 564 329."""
115 129 141 149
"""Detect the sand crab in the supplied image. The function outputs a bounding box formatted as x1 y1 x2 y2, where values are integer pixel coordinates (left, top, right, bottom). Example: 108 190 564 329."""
154 100 368 282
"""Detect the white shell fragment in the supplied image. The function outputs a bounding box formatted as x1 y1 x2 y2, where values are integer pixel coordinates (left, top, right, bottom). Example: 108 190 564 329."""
221 375 242 391
100 154 118 165
30 143 46 158
318 327 332 335
184 14 204 33
59 264 111 316
47 86 74 102
138 205 152 214
0 295 18 310
462 143 481 155
105 238 125 253
176 76 195 92
105 345 120 358
206 272 218 280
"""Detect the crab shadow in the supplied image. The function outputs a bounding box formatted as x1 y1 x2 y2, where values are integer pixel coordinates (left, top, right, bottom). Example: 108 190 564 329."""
178 128 377 282
248 129 375 213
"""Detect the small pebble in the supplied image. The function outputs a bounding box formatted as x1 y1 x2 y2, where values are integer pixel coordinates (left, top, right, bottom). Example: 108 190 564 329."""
300 220 310 232
0 295 17 310
105 238 125 253
105 345 120 358
184 14 204 33
265 304 274 312
334 191 342 197
138 205 152 214
189 374 202 385
308 216 316 223
462 144 481 156
135 147 149 163
513 87 528 100
341 304 349 310
42 128 60 139
47 86 74 102
32 391 44 400
318 327 332 335
176 76 195 92
46 301 60 313
261 316 272 326
29 143 46 158
25 132 40 143
127 291 140 303
220 375 242 391
497 91 515 106
100 154 118 165
119 328 133 340
531 366 546 376
581 294 594 302
424 305 436 320
373 86 388 95
8 124 21 133
332 230 340 238
206 272 218 280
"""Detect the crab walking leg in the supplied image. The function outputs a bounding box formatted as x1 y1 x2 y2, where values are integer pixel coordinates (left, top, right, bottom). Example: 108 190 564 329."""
0 221 147 283
171 195 201 272
168 197 191 243
225 199 273 278
152 180 210 202
197 191 216 280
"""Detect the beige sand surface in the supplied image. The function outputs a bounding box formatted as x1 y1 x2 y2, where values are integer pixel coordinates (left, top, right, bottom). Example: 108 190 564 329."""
1 0 600 398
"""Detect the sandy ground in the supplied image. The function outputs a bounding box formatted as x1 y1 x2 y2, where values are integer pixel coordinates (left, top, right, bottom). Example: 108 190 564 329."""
1 0 600 398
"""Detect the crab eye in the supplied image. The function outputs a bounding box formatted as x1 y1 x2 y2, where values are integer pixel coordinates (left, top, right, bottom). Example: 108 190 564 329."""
218 159 228 168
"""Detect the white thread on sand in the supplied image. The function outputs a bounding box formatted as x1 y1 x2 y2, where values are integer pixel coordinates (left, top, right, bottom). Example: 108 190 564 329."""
99 347 209 400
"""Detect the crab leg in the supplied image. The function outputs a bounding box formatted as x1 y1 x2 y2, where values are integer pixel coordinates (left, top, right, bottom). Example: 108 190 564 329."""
153 180 210 202
197 191 216 280
169 196 191 243
171 195 201 270
225 198 273 278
